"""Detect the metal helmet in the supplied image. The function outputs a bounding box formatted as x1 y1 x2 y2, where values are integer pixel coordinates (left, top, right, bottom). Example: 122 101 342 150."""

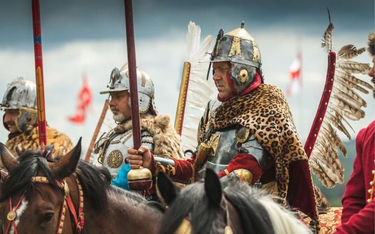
100 64 157 114
211 22 261 94
0 77 38 132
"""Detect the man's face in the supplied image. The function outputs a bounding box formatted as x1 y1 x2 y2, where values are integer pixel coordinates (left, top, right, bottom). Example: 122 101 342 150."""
368 56 375 97
109 91 131 122
213 61 232 100
3 109 20 133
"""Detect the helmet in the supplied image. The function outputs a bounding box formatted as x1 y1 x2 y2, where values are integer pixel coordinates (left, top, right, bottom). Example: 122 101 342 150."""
211 22 262 94
100 64 157 114
0 77 38 132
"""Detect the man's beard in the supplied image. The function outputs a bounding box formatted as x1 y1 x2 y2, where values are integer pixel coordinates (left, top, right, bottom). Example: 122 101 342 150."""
113 112 127 123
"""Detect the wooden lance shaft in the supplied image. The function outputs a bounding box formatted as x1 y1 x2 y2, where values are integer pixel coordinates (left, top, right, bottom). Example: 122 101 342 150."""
32 0 47 146
124 0 141 149
124 0 153 191
84 100 109 162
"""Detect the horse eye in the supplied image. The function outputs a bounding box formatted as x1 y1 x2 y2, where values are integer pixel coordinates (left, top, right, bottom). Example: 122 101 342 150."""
41 213 54 223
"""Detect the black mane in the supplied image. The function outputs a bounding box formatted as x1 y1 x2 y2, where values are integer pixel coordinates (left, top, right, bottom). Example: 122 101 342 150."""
159 181 274 234
224 183 274 234
0 150 111 211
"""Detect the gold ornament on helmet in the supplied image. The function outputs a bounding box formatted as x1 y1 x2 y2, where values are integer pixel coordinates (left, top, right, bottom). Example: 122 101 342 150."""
239 69 248 83
210 22 262 94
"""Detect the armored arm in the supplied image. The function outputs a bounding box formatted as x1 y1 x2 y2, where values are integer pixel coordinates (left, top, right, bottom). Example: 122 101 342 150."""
217 127 273 186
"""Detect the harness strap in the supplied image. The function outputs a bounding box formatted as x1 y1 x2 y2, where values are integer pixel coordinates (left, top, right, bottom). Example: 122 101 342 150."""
66 174 84 233
5 191 26 234
29 176 85 234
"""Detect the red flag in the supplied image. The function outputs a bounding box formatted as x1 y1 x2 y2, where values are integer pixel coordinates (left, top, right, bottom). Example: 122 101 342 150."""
286 52 302 96
68 76 92 124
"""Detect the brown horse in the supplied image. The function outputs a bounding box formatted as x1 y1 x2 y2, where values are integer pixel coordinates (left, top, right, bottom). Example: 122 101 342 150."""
0 139 162 234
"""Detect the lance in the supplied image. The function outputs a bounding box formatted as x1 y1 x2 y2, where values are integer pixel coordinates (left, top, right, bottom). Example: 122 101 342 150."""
124 0 141 149
32 0 47 147
174 62 191 135
124 0 152 190
84 100 109 162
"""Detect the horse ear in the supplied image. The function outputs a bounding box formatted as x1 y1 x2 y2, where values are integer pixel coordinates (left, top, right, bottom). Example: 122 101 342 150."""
156 171 178 206
50 138 82 179
0 142 19 172
204 168 222 207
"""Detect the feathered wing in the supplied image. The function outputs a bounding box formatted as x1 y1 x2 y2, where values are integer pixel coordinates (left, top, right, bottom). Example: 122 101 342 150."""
321 23 334 52
309 24 374 188
178 22 214 151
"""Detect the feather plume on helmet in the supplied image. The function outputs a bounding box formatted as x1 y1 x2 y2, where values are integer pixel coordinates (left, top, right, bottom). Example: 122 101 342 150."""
368 32 375 56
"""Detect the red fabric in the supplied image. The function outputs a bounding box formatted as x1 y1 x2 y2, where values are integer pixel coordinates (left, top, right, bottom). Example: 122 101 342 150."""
286 52 302 97
169 157 196 184
166 153 263 185
68 77 92 124
238 71 262 96
217 153 264 184
288 160 317 219
334 120 375 234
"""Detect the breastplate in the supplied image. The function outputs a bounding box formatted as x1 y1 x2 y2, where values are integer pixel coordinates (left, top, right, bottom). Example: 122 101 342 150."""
102 131 134 178
206 126 238 173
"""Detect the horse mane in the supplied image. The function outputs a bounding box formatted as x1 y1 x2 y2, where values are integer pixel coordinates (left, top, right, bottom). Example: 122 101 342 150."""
159 180 275 234
0 150 58 201
159 179 311 234
223 183 274 234
225 183 312 234
253 189 313 234
159 180 226 234
75 159 111 211
0 150 111 212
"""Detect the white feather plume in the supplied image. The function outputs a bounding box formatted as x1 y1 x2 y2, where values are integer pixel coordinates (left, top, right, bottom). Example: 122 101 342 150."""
179 22 214 151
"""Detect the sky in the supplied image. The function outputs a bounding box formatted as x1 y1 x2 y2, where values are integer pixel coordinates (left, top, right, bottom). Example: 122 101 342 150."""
0 0 374 158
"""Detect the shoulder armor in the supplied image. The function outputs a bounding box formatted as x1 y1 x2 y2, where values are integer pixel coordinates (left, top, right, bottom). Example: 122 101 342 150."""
237 134 272 170
141 129 154 150
198 100 221 144
235 126 250 143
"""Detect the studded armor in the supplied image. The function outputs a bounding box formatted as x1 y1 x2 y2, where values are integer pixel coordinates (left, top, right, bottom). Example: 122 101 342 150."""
95 128 153 179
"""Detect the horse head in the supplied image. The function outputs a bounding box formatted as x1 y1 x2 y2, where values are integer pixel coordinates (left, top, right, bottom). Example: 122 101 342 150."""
0 139 82 234
157 168 312 234
157 168 245 234
0 139 162 234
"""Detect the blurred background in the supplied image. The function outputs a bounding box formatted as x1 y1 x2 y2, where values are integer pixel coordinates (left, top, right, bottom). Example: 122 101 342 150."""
0 0 374 206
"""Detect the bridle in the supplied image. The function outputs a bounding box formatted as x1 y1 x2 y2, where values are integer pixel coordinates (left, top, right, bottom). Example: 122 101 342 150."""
175 195 236 234
4 174 84 234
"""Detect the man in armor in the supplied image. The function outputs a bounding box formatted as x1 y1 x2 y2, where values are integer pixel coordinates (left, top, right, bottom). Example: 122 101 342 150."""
93 64 183 200
127 23 318 224
0 77 73 161
334 32 375 234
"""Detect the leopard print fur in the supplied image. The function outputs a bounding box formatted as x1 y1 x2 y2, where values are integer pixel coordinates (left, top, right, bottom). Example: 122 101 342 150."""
3 126 73 160
210 84 313 208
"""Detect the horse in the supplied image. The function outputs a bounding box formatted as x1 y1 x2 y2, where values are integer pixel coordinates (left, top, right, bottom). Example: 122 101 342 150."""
0 139 162 234
156 168 312 234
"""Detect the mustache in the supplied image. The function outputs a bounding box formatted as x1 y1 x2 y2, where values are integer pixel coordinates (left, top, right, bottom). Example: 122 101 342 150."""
110 106 119 112
5 121 15 125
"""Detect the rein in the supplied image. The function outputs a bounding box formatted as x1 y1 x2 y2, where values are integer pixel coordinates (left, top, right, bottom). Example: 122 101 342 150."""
5 174 84 234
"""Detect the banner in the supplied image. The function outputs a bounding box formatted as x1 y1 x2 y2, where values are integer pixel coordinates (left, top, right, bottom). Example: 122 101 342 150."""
68 76 92 123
